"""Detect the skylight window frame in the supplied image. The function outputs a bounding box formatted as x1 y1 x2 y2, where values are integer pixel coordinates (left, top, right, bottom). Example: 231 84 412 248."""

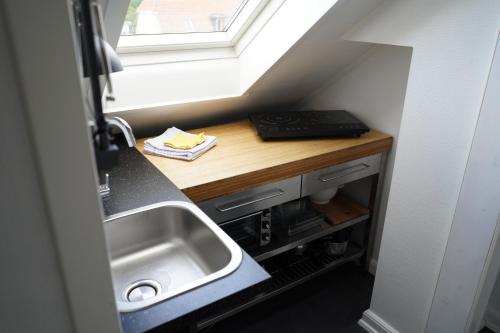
117 0 269 54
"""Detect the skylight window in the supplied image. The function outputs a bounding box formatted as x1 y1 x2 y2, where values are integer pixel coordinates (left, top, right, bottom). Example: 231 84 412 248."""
118 0 268 53
122 0 248 35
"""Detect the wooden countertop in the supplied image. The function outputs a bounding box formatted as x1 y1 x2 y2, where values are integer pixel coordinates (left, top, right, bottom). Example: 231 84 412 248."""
137 120 392 202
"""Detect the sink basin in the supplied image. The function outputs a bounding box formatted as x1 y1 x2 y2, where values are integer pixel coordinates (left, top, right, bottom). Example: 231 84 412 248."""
104 201 243 312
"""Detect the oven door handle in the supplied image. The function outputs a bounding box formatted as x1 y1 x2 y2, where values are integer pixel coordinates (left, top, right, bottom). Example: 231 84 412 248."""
218 210 264 227
216 189 285 212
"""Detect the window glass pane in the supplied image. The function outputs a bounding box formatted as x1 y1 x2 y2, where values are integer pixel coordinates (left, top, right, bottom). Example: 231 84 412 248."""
122 0 248 35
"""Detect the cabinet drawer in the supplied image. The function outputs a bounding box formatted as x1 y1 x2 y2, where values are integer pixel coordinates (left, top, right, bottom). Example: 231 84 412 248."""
198 176 301 223
301 154 381 197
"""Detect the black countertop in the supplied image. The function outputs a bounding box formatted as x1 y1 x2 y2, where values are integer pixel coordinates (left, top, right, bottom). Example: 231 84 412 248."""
102 145 270 333
102 145 190 216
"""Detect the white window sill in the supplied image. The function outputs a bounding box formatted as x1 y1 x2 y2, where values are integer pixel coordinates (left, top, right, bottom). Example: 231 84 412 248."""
118 47 238 67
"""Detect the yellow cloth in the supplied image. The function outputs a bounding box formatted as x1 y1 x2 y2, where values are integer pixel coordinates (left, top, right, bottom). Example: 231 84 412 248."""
164 132 206 150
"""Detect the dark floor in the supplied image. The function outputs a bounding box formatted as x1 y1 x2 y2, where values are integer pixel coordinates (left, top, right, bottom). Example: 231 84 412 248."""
480 327 496 333
203 263 374 333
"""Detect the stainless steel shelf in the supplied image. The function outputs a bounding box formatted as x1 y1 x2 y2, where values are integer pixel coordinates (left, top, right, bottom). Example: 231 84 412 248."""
251 213 369 262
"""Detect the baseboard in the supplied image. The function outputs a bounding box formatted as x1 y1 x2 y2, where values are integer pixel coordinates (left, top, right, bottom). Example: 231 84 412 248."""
368 258 377 275
358 309 399 333
485 307 500 332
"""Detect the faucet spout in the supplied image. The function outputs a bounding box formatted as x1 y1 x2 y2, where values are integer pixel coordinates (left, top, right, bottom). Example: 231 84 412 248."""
106 116 136 148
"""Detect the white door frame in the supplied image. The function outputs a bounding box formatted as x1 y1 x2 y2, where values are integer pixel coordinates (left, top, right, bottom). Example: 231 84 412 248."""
2 1 122 332
425 32 500 333
467 214 500 332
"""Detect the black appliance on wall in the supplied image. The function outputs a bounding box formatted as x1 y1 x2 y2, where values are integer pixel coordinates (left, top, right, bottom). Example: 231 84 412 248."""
249 110 370 139
73 0 123 169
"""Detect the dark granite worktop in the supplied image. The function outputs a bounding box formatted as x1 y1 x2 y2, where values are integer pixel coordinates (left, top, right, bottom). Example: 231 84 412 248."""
101 145 270 333
102 144 189 216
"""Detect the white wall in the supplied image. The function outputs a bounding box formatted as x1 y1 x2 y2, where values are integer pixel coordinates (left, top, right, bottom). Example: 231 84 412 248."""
341 1 500 332
467 214 500 333
238 0 341 92
299 44 412 271
110 57 240 110
2 1 122 332
425 33 500 333
0 5 73 332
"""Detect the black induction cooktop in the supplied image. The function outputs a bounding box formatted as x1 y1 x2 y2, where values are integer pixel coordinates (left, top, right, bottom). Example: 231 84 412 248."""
248 110 370 139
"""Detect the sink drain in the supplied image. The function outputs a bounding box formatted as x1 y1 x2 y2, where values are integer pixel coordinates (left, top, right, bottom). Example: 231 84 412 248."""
123 280 162 302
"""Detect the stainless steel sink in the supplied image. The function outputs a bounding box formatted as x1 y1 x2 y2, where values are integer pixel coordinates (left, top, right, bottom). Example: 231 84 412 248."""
104 201 243 312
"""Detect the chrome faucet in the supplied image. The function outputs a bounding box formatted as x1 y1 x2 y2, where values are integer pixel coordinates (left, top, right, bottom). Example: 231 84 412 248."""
106 116 136 147
98 117 136 197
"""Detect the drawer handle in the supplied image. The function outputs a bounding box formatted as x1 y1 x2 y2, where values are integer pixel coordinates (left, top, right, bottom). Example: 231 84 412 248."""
216 189 285 212
319 163 370 182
